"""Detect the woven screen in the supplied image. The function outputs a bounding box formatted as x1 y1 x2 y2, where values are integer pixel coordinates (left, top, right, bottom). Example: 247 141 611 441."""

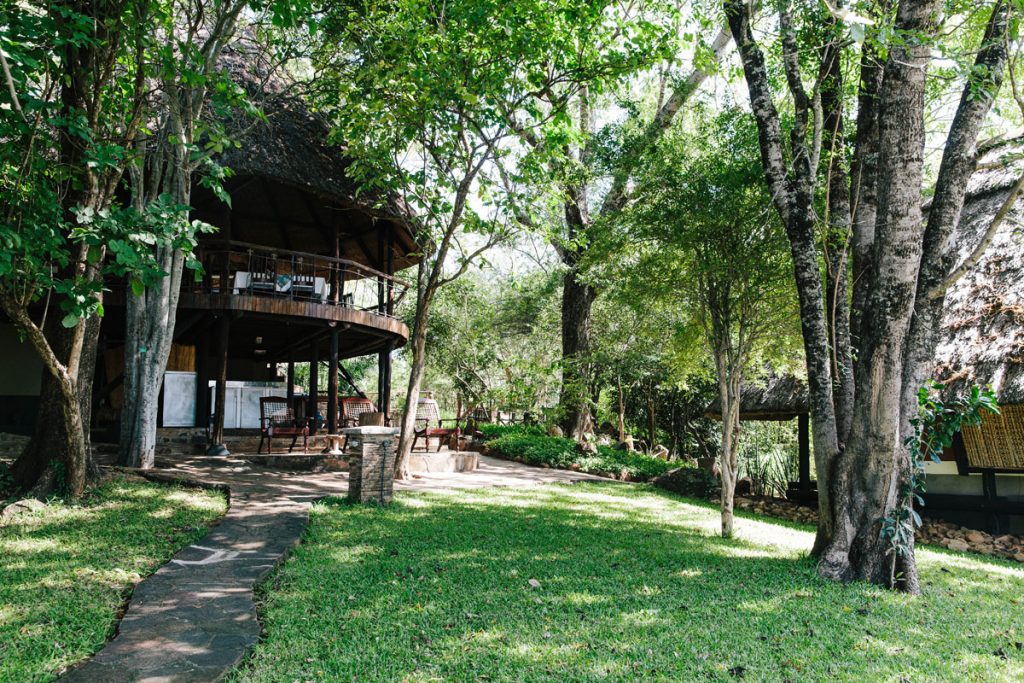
960 403 1024 470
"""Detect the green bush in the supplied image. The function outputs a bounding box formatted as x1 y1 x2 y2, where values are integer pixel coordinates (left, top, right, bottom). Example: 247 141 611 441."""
484 427 672 482
486 433 579 468
477 423 546 439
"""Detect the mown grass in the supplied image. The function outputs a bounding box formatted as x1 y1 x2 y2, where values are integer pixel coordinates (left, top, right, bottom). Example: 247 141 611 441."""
233 483 1024 682
0 477 227 681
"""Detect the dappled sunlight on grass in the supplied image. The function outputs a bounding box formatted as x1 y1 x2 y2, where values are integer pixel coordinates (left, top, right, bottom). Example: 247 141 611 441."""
233 482 1024 682
0 477 226 681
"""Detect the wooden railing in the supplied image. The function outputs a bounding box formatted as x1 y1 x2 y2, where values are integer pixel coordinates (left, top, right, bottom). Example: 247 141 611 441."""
184 242 409 318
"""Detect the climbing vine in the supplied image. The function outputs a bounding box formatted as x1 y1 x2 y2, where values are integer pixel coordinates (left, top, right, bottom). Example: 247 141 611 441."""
883 381 999 587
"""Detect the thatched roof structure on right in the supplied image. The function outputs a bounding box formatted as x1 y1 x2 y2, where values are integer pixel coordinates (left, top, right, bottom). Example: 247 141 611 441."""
932 136 1024 404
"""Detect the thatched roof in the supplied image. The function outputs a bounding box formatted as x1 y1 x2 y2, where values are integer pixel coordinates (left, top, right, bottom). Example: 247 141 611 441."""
704 374 809 420
191 40 420 270
932 136 1024 404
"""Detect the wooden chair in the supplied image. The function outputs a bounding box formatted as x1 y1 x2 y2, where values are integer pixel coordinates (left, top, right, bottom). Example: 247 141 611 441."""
412 397 460 452
341 396 377 428
258 396 309 454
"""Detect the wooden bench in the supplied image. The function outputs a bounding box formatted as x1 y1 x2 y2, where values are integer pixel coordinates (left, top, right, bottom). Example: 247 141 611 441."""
258 396 309 454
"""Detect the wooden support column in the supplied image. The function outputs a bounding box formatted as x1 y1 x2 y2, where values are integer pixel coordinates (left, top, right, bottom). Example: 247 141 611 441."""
286 355 295 406
386 224 395 316
195 333 210 429
379 342 393 418
328 328 339 433
798 413 811 497
377 220 385 314
308 340 319 430
208 316 231 455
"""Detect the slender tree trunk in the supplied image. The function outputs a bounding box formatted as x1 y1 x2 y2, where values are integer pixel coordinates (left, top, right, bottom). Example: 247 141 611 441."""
616 376 626 442
395 263 435 479
716 350 742 538
121 144 189 468
849 12 886 352
821 39 855 446
724 0 841 556
819 0 942 592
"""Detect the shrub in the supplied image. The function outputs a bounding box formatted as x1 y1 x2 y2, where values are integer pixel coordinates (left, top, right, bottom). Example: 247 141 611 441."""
651 467 721 500
483 426 672 482
477 423 546 439
485 433 578 468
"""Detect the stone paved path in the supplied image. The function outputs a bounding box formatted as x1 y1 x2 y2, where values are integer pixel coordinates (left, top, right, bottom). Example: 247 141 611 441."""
62 454 605 682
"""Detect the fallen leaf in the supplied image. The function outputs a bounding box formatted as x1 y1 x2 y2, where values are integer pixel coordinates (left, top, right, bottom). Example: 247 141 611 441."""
528 578 542 589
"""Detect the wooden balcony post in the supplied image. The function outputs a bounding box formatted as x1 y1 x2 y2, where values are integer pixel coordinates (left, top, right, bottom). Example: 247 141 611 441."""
328 328 339 433
208 315 231 455
308 339 319 430
286 354 295 406
379 341 393 417
386 224 395 315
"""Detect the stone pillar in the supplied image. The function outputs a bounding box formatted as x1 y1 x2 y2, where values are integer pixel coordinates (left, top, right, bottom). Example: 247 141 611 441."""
344 426 399 504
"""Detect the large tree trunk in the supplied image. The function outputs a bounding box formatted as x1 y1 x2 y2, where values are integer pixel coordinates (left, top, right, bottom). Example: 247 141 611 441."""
819 0 942 592
0 294 90 497
559 252 597 440
12 315 102 491
121 138 190 469
120 245 186 468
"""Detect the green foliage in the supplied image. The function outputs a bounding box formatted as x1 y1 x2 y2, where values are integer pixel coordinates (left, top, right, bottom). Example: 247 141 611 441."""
0 478 226 680
232 484 1024 682
487 432 581 469
484 426 671 481
477 423 546 439
882 381 999 584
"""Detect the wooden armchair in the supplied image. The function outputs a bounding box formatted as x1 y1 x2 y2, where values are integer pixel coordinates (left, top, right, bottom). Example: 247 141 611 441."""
258 396 309 454
341 396 377 428
412 397 460 452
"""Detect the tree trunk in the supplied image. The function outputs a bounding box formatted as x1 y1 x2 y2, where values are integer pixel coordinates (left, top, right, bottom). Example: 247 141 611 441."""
11 315 101 489
0 295 90 497
716 351 742 538
820 0 942 592
821 38 855 446
724 0 841 556
616 377 626 443
559 261 597 439
395 262 435 479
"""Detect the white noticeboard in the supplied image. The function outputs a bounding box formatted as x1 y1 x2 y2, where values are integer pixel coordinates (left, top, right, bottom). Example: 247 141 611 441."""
162 371 197 427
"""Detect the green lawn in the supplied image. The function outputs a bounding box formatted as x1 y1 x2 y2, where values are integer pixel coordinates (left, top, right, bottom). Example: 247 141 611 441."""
234 483 1024 682
0 477 227 681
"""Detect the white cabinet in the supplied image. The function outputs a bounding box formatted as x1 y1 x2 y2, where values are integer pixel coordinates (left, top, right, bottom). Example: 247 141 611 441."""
208 381 287 429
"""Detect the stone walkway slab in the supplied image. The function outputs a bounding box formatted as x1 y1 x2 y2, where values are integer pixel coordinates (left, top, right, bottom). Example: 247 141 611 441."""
61 454 606 681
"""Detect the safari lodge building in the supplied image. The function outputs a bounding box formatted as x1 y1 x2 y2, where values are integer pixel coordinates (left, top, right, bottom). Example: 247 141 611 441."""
0 79 418 454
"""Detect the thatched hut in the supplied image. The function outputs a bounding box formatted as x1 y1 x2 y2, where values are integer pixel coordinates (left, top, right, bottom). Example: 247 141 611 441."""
704 137 1024 531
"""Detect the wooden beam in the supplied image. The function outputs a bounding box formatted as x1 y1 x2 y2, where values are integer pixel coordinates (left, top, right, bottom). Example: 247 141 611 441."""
210 316 231 446
328 329 339 433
